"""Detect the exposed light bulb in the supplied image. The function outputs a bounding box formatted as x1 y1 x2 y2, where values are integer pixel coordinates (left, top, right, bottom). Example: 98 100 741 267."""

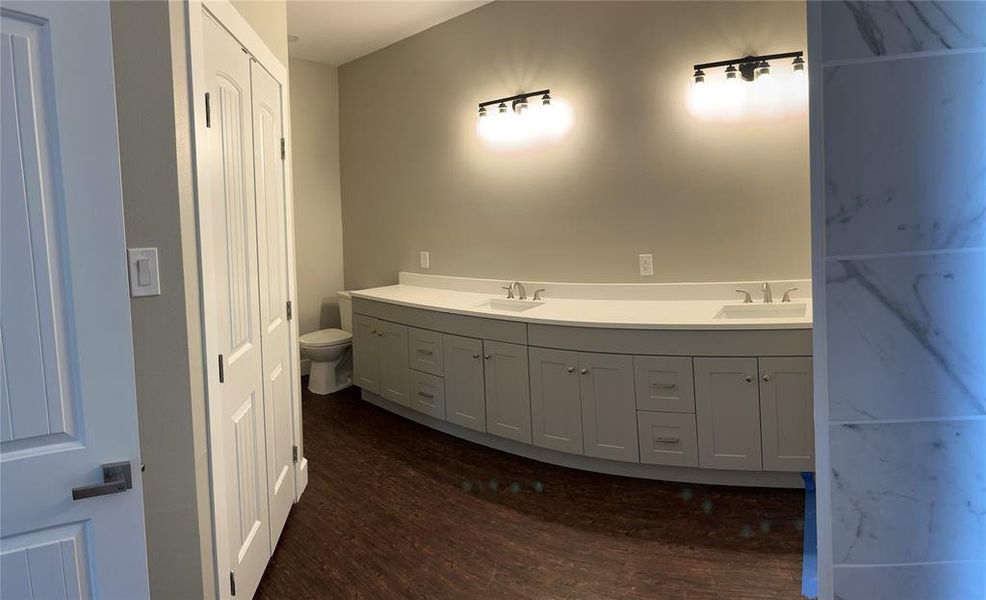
755 61 771 80
515 98 529 114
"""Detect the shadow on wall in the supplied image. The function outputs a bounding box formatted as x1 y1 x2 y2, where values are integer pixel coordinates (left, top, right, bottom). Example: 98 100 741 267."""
319 296 341 329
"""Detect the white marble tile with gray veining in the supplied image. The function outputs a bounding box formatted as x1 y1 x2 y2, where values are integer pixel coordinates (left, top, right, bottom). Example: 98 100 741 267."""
830 420 986 565
824 53 986 257
822 0 986 62
826 252 985 421
834 562 986 600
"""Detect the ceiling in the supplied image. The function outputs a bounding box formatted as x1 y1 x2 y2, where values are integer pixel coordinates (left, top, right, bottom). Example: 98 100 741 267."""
287 1 491 66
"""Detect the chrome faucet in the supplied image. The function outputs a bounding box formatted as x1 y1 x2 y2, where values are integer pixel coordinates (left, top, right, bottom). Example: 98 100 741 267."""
502 281 527 300
761 282 773 303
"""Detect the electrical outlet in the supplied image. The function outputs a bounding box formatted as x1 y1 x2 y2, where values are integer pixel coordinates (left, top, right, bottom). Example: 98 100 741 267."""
638 253 654 276
419 251 430 269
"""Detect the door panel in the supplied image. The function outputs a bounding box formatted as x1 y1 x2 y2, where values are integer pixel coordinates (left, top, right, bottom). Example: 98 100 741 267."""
529 348 583 454
378 321 409 405
250 60 294 548
483 341 531 443
1 2 149 596
443 335 486 432
694 357 762 470
759 357 814 471
580 353 638 462
203 16 270 599
352 315 380 393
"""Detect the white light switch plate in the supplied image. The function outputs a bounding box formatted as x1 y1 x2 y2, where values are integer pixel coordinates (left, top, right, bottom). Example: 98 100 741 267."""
128 247 161 297
638 253 654 276
419 251 430 269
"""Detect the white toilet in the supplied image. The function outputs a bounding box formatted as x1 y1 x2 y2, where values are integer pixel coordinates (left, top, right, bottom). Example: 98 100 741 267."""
299 291 353 395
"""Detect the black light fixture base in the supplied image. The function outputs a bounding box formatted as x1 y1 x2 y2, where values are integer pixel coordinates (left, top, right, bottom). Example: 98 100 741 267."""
738 61 758 82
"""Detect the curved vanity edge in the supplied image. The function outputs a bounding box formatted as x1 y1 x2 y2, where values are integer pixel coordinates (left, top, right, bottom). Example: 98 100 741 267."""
361 390 806 489
348 287 813 331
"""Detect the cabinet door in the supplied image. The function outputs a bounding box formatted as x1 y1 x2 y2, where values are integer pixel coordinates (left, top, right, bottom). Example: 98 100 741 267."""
529 348 583 454
759 357 814 472
633 356 695 413
352 314 380 393
443 334 486 432
579 353 638 462
694 358 762 470
378 320 409 405
483 341 532 443
637 411 699 467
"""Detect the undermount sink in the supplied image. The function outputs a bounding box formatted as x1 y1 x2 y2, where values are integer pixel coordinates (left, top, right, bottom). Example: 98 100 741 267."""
479 298 545 312
715 302 807 319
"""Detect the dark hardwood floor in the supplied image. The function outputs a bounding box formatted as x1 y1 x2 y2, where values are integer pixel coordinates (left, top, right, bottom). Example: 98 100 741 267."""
256 383 805 599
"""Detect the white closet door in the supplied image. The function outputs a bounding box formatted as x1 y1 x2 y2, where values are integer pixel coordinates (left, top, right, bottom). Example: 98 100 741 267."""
202 16 270 600
250 60 295 548
0 3 150 597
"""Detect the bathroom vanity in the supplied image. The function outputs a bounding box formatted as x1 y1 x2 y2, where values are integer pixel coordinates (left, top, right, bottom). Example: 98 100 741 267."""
350 273 813 488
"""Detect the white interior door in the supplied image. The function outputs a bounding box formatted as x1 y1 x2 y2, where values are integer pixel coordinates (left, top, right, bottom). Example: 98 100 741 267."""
250 60 295 547
0 2 150 597
202 15 270 599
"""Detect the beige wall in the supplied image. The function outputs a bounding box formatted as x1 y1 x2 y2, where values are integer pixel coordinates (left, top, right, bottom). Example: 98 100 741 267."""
231 0 288 66
110 2 214 598
290 58 346 333
339 1 810 289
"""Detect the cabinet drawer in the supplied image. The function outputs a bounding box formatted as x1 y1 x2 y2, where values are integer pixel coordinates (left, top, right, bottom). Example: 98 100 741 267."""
633 356 695 413
408 327 443 376
409 370 445 420
637 412 699 467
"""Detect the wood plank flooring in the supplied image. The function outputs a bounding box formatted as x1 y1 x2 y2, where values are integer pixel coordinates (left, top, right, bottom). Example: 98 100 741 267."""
256 383 805 599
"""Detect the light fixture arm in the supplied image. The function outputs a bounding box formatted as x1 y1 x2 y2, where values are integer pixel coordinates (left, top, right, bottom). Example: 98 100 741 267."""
478 89 551 111
693 51 803 72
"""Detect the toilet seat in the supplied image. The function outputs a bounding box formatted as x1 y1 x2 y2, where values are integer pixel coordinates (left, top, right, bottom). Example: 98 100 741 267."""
299 328 352 348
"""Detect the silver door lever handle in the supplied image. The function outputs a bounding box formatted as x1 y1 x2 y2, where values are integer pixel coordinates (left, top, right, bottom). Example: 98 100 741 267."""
72 461 133 501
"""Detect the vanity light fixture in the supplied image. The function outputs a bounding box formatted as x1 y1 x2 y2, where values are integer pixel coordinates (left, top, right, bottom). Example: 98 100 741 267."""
692 50 804 84
476 88 574 146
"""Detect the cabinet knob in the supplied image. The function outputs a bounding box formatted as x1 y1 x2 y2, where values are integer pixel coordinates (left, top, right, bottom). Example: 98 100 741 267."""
371 329 377 334
472 353 480 359
762 374 771 382
377 332 384 337
566 366 575 373
744 375 753 383
484 354 491 360
580 368 588 375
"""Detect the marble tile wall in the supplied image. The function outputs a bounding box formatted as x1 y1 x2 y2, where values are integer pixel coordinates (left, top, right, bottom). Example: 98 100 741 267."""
816 2 986 598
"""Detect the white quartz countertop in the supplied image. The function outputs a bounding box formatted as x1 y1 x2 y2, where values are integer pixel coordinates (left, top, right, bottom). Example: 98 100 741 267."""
350 281 813 331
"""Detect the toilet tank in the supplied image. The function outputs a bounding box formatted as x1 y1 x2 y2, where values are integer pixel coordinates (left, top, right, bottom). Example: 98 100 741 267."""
338 291 353 332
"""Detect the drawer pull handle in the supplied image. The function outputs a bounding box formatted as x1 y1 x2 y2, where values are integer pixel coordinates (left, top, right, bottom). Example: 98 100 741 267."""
654 436 680 444
651 382 677 389
417 349 433 355
417 391 435 399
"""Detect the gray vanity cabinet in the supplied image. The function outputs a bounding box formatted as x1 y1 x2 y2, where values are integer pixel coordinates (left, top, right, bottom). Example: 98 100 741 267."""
353 314 381 394
529 348 583 454
443 334 486 432
759 357 814 471
483 341 531 443
579 353 638 463
694 357 762 470
377 320 409 406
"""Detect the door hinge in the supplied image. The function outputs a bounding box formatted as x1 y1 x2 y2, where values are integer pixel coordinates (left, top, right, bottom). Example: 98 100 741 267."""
218 354 225 383
280 137 286 160
286 300 293 321
292 445 299 463
229 571 236 596
205 92 211 128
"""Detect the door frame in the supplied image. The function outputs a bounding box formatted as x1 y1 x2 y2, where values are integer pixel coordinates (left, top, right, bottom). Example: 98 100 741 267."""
185 3 305 598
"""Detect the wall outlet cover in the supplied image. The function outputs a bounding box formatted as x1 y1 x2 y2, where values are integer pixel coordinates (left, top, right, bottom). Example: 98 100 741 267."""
638 253 654 276
419 251 430 269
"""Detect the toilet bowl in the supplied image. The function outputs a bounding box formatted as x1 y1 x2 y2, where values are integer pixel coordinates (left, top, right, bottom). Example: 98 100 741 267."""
299 291 354 395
